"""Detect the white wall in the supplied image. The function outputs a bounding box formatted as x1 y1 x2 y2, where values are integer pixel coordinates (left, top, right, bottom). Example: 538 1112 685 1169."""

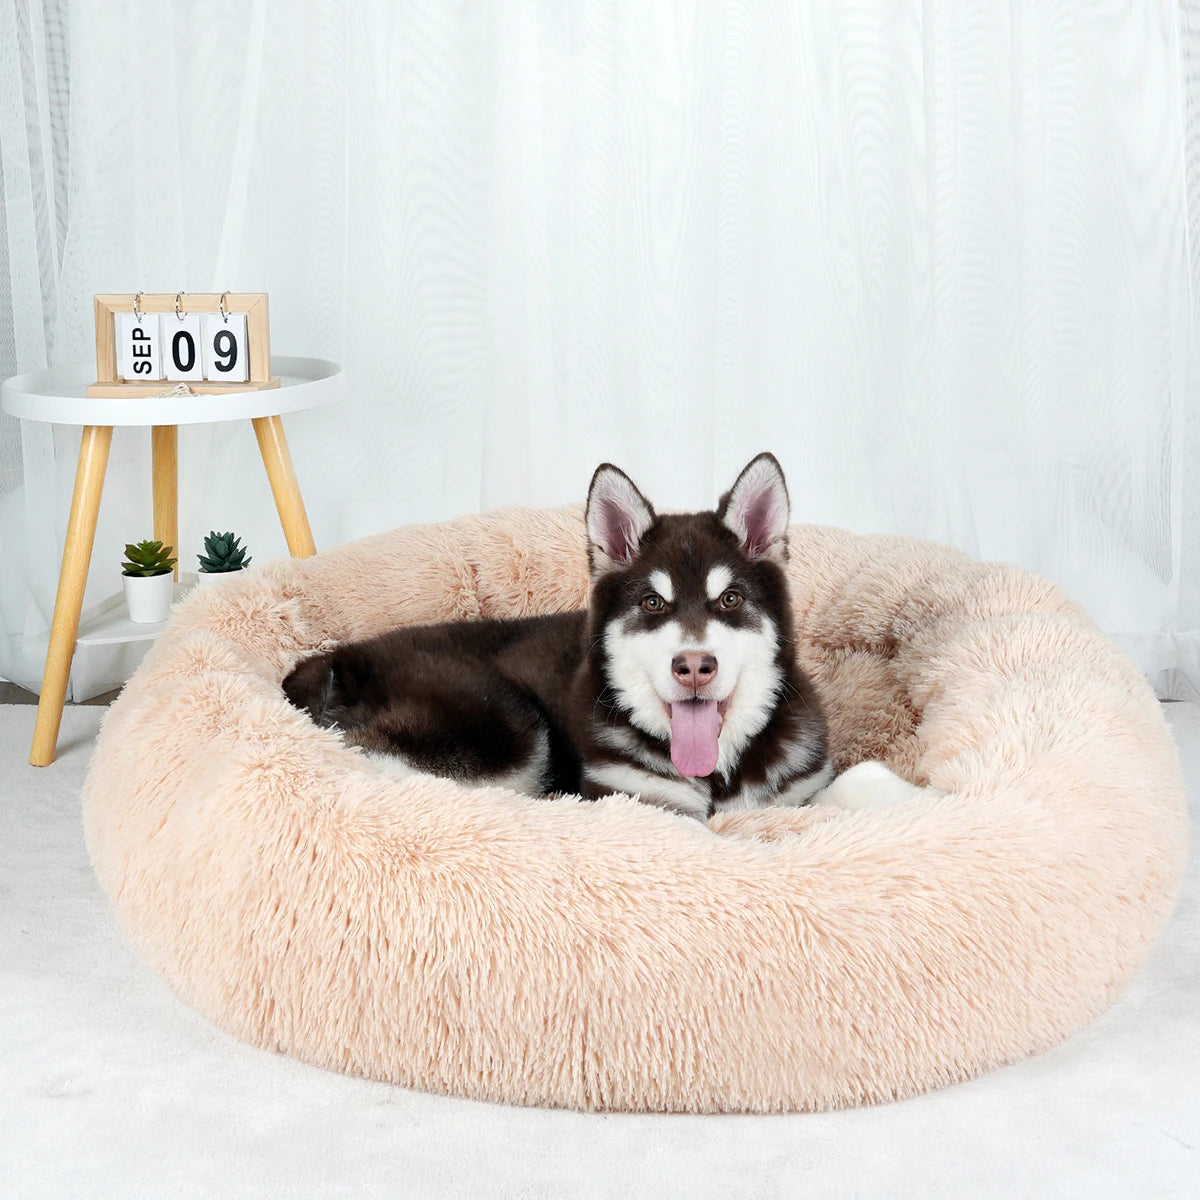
2 1 1198 696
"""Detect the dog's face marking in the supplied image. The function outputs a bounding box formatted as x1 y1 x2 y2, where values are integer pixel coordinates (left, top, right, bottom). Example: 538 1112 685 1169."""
706 565 733 601
647 569 674 605
600 591 783 778
585 453 795 782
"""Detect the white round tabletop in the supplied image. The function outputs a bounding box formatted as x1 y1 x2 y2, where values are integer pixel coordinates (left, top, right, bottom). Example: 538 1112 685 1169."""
0 356 343 426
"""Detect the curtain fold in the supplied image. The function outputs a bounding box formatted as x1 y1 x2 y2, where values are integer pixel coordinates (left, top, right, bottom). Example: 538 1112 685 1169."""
2 0 1197 698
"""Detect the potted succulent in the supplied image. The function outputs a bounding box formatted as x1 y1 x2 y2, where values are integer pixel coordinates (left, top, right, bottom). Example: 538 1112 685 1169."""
121 539 177 623
197 530 252 584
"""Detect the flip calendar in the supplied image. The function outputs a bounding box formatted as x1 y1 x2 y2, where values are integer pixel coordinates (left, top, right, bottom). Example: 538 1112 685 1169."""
89 292 278 397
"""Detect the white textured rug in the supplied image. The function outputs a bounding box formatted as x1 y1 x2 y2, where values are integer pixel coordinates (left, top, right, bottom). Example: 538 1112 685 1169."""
1 703 1197 1199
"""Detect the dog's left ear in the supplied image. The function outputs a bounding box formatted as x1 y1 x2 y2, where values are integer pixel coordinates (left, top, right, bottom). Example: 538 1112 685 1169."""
718 452 790 561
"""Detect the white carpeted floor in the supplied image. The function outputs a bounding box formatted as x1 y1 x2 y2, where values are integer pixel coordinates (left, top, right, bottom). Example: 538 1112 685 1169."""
2 702 1197 1199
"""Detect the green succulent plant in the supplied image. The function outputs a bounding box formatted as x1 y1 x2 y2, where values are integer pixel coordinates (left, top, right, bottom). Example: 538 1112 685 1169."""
121 539 177 577
198 530 252 574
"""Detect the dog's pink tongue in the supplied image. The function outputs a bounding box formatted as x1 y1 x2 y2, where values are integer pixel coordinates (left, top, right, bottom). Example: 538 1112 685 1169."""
669 700 721 777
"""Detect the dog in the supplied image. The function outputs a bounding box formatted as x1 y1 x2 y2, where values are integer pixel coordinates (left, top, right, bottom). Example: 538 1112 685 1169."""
283 453 915 820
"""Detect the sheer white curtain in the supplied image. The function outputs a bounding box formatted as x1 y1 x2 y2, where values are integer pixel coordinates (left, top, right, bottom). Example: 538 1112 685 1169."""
2 0 1198 698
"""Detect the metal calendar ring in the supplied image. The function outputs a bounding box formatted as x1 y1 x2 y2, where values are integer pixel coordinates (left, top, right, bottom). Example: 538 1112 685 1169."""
175 292 186 321
219 291 231 323
133 292 144 323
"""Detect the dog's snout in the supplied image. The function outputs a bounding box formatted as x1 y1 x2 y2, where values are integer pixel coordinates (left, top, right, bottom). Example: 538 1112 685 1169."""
672 652 718 690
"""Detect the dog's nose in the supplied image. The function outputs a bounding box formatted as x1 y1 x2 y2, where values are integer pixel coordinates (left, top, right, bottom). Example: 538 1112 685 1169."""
672 652 718 690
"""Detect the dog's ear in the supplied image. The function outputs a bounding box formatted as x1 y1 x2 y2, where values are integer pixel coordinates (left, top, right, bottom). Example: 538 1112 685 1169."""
718 452 790 561
586 463 656 573
282 647 381 728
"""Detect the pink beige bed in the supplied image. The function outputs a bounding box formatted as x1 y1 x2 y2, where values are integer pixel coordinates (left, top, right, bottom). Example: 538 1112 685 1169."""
82 506 1188 1112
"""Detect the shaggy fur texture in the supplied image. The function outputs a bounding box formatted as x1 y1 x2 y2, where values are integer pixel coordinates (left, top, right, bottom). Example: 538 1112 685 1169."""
82 507 1189 1113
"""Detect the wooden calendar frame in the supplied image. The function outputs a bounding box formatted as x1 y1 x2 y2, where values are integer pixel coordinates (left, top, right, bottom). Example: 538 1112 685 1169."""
87 292 281 398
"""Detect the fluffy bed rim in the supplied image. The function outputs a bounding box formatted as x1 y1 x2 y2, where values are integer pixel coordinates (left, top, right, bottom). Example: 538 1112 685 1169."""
82 505 1188 1113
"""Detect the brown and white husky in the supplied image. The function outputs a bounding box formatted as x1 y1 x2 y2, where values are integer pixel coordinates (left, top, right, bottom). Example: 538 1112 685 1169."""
283 453 924 819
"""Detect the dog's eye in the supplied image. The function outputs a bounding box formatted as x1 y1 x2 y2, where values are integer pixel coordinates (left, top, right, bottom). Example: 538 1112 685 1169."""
641 593 666 613
719 590 743 610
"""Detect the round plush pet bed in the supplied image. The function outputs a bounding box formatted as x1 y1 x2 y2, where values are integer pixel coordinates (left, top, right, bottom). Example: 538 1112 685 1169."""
82 507 1188 1112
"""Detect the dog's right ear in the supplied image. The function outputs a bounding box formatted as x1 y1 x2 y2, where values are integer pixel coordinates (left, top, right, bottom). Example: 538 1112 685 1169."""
282 647 380 729
586 463 656 574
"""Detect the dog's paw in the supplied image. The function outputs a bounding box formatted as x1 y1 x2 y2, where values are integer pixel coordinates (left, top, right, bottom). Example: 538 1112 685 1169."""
811 761 944 812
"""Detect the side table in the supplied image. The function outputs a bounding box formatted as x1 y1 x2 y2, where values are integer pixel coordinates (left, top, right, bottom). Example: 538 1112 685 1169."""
0 356 344 765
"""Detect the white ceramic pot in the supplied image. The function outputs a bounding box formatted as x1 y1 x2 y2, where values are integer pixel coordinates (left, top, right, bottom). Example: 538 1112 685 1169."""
196 569 245 587
122 572 174 623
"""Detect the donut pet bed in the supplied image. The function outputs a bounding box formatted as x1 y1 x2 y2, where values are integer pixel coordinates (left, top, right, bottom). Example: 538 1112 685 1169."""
82 507 1188 1112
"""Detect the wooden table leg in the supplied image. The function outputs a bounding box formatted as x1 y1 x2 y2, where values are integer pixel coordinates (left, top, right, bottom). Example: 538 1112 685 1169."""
252 414 316 557
30 424 113 766
152 425 179 579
